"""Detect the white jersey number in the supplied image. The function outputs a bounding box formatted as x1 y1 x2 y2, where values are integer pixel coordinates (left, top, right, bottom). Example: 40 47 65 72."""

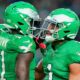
47 64 52 80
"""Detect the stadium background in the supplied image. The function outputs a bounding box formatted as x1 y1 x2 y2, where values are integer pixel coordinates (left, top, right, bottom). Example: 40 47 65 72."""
0 0 80 63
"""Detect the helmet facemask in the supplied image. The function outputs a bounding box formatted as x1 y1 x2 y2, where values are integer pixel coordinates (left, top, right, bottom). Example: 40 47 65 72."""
38 18 78 42
38 19 59 42
29 18 43 38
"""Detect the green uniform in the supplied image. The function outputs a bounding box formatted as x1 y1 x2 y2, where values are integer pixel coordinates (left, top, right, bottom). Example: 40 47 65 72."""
0 24 36 80
42 40 80 80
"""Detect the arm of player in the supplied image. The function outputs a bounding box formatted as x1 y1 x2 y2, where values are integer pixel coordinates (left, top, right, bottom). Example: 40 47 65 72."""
69 63 80 80
35 59 45 80
16 53 34 80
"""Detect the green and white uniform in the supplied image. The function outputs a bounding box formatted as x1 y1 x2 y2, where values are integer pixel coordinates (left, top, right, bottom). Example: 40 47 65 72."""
0 24 36 80
1 1 40 80
39 8 80 80
42 40 80 80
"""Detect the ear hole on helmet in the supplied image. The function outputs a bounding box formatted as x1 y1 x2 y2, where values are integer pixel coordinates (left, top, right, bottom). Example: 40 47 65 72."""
64 30 70 33
18 22 24 25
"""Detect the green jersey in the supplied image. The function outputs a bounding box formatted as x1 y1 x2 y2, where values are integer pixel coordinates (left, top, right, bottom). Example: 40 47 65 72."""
0 24 36 80
42 40 80 80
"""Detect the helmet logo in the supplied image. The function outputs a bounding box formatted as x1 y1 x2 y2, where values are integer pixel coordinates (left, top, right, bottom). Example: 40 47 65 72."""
52 14 74 23
18 8 39 20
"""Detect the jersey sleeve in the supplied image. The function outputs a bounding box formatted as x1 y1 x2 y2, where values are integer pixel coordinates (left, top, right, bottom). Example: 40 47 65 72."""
17 36 36 54
60 40 80 65
68 50 80 64
7 35 36 55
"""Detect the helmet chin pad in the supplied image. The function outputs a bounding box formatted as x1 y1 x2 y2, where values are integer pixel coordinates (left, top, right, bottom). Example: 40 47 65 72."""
45 35 55 42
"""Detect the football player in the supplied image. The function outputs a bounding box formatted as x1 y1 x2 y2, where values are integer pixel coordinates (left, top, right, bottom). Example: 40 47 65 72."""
0 1 40 80
35 8 80 80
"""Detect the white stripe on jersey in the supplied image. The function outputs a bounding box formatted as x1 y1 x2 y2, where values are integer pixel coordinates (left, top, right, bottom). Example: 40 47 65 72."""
1 51 6 80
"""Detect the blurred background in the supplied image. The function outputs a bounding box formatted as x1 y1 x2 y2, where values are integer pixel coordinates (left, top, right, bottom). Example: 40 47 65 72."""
0 0 80 23
0 0 80 62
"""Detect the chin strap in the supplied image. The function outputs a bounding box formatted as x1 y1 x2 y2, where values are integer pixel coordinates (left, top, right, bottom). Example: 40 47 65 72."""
35 37 46 49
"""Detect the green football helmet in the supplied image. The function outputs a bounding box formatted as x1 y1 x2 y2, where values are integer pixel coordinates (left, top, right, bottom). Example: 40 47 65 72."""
4 1 40 35
40 8 80 42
